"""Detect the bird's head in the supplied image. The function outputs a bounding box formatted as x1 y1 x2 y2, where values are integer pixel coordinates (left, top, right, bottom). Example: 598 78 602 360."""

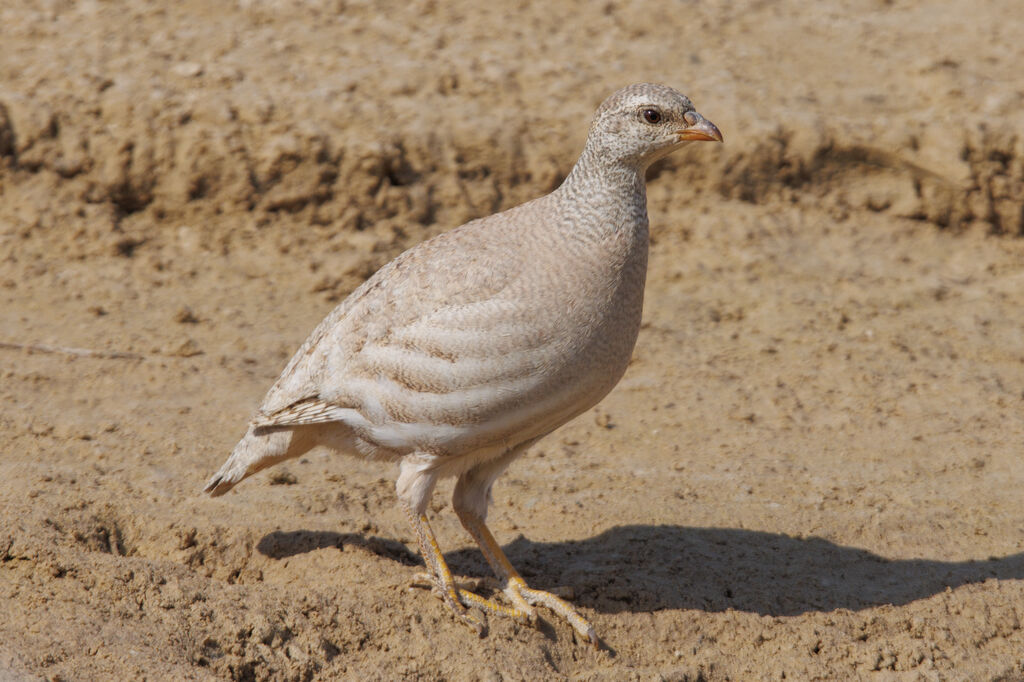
587 83 723 170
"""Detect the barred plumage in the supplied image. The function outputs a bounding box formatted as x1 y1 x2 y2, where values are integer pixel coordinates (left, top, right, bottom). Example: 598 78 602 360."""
203 83 722 645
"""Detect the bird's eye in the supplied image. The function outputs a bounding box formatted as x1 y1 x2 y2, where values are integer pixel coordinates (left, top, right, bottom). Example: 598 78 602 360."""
642 108 662 124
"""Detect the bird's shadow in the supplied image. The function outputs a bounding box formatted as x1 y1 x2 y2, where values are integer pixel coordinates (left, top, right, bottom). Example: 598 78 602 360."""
257 529 419 566
256 525 1024 617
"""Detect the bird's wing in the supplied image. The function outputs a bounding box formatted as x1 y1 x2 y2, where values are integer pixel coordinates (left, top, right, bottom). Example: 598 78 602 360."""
251 204 562 438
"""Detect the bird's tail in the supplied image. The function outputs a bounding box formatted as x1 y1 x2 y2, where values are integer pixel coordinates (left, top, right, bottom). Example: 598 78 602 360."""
203 424 311 496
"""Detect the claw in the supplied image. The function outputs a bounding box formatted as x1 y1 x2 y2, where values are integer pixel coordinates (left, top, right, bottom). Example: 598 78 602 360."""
460 605 487 637
409 571 440 592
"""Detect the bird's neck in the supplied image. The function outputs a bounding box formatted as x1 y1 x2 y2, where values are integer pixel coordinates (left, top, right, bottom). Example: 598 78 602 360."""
555 145 649 239
560 140 649 195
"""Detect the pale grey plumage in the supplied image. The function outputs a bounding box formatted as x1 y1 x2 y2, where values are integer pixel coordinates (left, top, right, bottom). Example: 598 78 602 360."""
203 83 722 644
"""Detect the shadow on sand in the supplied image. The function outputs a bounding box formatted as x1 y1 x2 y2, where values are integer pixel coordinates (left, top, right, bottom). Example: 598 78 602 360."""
257 525 1024 617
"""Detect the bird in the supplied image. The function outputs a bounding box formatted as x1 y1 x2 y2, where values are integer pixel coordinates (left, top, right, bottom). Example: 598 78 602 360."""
203 83 722 647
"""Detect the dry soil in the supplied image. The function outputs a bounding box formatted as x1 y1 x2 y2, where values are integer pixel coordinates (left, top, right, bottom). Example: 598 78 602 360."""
2 0 1024 680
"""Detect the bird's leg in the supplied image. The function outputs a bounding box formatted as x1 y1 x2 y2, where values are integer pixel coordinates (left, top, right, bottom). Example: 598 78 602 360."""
400 501 531 636
455 507 599 648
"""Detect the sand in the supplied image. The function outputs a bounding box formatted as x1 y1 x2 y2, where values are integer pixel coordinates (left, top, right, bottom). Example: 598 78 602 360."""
2 0 1024 679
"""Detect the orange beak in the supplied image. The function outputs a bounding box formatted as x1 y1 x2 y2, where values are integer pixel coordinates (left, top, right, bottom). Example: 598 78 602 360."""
678 112 724 143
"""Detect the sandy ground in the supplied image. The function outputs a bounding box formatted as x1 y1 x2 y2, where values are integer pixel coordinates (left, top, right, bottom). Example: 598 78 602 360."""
2 0 1024 679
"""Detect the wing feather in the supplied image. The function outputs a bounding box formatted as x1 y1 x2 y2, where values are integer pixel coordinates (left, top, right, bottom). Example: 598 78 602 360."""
254 397 352 427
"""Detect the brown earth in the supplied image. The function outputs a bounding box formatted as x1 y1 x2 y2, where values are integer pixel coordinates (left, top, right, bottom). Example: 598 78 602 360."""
2 0 1024 679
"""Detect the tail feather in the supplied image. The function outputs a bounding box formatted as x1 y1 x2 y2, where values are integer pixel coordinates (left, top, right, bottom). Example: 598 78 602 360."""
202 425 312 496
203 468 246 497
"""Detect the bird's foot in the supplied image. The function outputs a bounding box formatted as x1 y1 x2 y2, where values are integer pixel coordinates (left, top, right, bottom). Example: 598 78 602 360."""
504 576 599 648
412 572 596 647
403 505 595 644
410 571 542 637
